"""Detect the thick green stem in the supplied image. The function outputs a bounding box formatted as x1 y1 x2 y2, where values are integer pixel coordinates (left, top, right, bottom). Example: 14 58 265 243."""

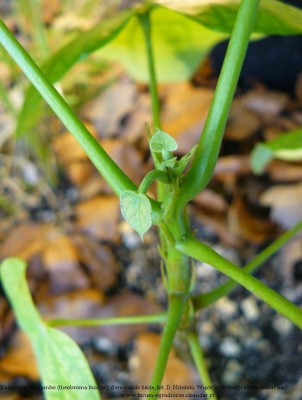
0 19 135 198
187 332 217 400
178 0 260 206
139 8 191 398
194 220 302 308
47 313 166 328
176 236 302 329
148 295 186 397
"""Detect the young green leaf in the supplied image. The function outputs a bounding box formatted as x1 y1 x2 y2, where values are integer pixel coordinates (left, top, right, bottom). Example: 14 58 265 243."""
150 128 178 152
173 145 197 175
161 157 177 171
251 129 302 174
0 258 101 400
120 191 152 240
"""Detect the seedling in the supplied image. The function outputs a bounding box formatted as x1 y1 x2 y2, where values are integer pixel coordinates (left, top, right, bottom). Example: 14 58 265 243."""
0 1 302 399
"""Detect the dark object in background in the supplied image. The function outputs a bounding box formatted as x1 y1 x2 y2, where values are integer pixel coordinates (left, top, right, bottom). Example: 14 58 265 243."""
209 35 302 93
207 0 302 93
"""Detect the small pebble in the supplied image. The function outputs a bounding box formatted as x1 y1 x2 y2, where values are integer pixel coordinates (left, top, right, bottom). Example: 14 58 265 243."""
220 337 241 357
222 360 242 384
241 297 259 321
272 315 292 335
216 297 238 320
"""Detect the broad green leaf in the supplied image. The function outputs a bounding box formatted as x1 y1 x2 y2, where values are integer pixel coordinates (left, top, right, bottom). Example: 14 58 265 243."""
150 128 178 152
120 191 152 240
0 258 101 400
16 9 133 137
101 6 225 82
251 129 302 174
156 0 302 35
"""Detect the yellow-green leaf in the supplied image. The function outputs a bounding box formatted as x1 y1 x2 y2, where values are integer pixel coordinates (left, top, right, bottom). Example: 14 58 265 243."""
0 258 101 400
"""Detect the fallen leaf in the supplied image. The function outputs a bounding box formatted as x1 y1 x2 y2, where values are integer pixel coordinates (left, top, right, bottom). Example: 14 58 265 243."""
0 223 52 260
162 82 214 153
75 195 120 241
39 289 104 345
102 139 145 187
0 331 39 381
267 160 302 182
42 232 89 293
243 89 289 120
129 332 195 398
73 234 120 292
52 122 97 164
225 96 261 141
95 293 162 345
81 80 137 138
228 197 276 243
280 237 302 285
193 188 227 213
260 182 302 229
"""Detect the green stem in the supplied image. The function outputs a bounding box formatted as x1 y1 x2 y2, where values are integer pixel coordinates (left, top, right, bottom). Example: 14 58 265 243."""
0 19 135 197
194 220 302 308
47 313 166 328
176 236 302 329
138 170 170 194
0 18 162 219
138 10 160 130
178 0 260 206
148 295 186 397
187 332 217 400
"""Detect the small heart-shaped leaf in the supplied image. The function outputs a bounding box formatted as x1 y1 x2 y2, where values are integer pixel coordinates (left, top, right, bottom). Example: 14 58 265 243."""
120 191 152 240
150 129 178 152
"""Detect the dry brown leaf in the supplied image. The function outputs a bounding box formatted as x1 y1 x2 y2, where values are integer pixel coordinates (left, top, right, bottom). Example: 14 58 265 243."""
95 293 162 345
280 238 302 285
101 139 145 187
0 331 39 381
73 234 120 292
193 188 227 213
162 82 214 153
81 80 136 138
39 289 104 344
213 156 251 190
243 90 289 120
129 332 195 398
120 92 151 143
260 182 302 229
67 160 93 186
191 207 241 247
228 197 276 244
52 122 97 165
42 233 89 293
267 160 302 182
0 223 53 260
75 195 120 241
225 98 261 141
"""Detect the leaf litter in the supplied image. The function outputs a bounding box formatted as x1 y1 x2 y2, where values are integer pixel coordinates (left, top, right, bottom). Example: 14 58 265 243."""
1 3 302 399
